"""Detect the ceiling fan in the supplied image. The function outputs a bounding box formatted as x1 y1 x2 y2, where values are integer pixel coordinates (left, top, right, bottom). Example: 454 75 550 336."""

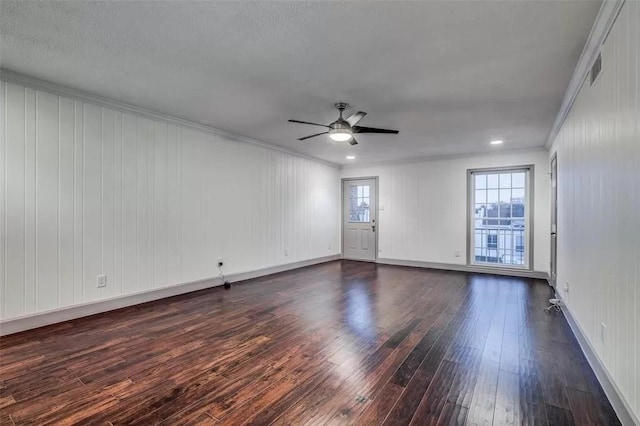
288 102 399 145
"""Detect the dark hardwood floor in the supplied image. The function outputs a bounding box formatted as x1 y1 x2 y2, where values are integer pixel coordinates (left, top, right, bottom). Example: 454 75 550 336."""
0 260 619 425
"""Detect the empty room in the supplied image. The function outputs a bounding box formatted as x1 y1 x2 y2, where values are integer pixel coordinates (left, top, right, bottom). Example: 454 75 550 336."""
0 0 638 424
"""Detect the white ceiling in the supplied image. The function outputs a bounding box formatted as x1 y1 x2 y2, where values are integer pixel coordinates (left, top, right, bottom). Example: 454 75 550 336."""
0 1 601 165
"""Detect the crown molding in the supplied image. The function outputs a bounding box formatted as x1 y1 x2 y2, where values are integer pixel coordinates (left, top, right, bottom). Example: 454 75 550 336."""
0 68 339 168
340 146 548 170
545 0 626 149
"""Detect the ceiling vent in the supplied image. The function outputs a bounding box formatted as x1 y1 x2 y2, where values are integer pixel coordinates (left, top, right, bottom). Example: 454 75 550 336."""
590 53 602 86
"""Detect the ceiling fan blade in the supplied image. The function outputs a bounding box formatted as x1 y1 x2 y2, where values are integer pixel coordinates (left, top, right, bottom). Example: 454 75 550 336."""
348 137 358 146
298 131 329 141
288 119 330 128
346 111 367 126
353 126 399 134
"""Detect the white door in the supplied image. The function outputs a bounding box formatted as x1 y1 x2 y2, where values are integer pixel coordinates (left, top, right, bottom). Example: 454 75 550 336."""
343 178 377 262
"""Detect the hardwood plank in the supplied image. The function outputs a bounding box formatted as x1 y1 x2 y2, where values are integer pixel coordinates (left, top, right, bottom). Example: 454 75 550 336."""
409 360 458 425
356 382 404 425
437 402 468 425
546 403 575 426
492 370 520 425
565 387 610 425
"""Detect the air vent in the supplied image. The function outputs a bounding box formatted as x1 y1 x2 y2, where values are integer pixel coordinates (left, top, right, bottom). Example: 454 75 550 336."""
590 53 602 86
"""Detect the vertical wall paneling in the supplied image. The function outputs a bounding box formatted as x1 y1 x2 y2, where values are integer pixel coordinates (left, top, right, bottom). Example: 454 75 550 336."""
24 87 36 314
35 91 59 312
121 113 137 294
0 82 5 320
1 80 340 324
549 1 639 419
73 100 83 304
59 97 74 306
83 103 102 303
102 108 115 299
4 83 26 318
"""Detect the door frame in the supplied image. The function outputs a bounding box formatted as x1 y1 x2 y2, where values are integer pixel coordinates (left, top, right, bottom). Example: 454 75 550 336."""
550 153 558 288
341 176 379 262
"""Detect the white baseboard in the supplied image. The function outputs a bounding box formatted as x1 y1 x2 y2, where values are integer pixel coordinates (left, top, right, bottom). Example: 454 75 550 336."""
0 255 340 336
377 258 549 280
560 299 639 426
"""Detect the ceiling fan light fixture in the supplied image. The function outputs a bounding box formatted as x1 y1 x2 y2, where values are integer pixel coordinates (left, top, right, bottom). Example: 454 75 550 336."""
329 129 353 142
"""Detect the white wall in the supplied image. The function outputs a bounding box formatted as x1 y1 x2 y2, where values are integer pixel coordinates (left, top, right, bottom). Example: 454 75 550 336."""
342 149 550 274
0 81 340 321
549 0 639 419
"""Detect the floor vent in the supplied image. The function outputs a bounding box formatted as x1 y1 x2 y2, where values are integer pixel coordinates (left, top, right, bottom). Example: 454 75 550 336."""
590 53 602 86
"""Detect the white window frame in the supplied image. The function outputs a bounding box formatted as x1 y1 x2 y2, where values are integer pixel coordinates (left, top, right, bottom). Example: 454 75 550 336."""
467 166 534 271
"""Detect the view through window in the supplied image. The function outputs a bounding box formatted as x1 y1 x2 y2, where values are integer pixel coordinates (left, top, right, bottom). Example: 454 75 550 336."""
470 168 530 268
349 185 370 222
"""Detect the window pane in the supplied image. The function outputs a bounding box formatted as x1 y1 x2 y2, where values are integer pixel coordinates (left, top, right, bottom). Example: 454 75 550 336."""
512 173 525 188
475 204 487 217
363 186 370 197
499 173 511 188
357 186 363 197
475 174 487 189
487 174 499 189
475 190 487 204
499 189 511 203
487 189 499 204
512 188 524 201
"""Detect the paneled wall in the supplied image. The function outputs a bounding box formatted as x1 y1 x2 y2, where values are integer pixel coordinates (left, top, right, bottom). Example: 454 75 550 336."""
0 81 340 321
550 1 639 419
342 149 550 274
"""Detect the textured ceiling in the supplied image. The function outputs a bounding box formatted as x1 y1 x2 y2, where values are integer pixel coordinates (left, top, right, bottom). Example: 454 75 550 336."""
0 1 601 165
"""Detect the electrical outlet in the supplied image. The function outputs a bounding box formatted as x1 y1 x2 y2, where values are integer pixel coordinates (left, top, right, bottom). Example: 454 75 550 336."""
454 250 461 257
564 281 570 294
328 244 332 250
97 275 107 288
601 322 607 344
217 259 224 268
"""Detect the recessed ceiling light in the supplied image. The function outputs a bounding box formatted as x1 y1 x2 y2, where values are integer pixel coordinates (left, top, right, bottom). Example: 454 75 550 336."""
346 155 356 160
490 140 503 145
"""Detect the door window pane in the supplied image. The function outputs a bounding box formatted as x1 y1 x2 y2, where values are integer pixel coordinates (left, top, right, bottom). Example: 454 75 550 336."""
349 185 371 222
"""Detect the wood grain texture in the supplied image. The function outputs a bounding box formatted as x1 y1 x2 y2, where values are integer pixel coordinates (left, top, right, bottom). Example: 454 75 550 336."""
0 261 620 425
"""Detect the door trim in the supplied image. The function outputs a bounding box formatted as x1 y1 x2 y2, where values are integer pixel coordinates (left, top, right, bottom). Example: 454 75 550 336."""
550 152 558 289
341 176 379 262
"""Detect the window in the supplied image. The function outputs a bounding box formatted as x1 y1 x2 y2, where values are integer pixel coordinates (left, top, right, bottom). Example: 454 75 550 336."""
469 167 532 269
487 234 498 249
349 185 370 222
